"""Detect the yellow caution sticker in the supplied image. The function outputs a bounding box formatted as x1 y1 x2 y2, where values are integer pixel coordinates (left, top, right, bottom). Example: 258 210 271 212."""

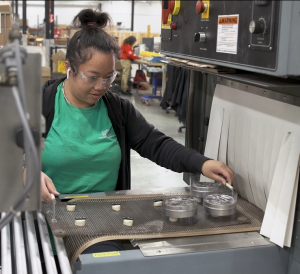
63 195 89 199
162 14 172 29
93 251 121 258
201 1 210 19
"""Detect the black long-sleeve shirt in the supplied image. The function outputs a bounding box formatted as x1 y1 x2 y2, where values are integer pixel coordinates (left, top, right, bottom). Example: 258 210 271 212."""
42 78 209 191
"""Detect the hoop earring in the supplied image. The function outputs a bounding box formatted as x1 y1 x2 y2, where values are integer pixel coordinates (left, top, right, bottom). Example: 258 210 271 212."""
67 68 71 79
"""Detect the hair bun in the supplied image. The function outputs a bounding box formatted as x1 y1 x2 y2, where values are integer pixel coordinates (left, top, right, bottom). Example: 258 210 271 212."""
72 9 111 29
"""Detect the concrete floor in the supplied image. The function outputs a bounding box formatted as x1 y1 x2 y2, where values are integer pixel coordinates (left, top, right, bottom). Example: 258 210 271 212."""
119 76 188 190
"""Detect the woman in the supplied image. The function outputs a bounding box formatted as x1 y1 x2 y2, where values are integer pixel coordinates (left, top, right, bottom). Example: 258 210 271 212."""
119 36 139 96
40 9 233 203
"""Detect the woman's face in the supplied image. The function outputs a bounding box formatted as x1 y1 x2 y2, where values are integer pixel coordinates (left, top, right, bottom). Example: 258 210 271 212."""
66 51 116 108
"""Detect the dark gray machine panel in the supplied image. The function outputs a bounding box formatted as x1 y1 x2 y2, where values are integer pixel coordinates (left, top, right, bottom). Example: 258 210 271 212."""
161 1 300 77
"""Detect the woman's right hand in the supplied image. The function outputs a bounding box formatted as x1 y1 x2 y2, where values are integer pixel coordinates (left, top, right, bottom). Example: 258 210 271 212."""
41 172 60 202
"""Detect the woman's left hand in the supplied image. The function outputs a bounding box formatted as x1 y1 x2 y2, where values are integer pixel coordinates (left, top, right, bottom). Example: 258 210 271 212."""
201 160 234 185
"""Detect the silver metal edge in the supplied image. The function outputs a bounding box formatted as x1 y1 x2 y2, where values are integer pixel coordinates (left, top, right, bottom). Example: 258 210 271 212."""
52 227 73 274
134 232 272 257
36 212 58 274
1 213 12 274
160 51 278 73
13 215 27 274
141 238 270 256
25 212 43 274
217 77 300 107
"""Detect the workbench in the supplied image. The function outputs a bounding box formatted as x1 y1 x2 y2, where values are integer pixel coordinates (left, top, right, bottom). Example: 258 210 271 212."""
133 58 163 106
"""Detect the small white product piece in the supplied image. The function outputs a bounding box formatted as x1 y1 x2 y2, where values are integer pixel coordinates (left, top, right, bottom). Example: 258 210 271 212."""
225 183 234 190
67 203 76 212
50 194 55 201
153 200 163 207
75 217 86 226
123 217 133 227
169 217 178 222
194 197 202 203
112 203 121 211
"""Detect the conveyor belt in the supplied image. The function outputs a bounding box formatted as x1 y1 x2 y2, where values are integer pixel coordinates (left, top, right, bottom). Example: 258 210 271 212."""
43 195 264 265
0 212 72 274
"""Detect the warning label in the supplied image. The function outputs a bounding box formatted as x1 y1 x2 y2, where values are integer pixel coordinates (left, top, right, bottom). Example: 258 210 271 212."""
93 251 120 258
216 15 239 54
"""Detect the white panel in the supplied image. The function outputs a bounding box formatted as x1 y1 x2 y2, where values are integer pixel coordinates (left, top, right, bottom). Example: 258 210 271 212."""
200 97 224 183
248 118 262 209
260 132 292 239
228 112 238 191
270 134 300 247
240 116 255 204
254 121 267 210
204 84 300 247
267 128 285 196
262 124 275 199
284 169 299 246
218 108 229 165
234 115 249 201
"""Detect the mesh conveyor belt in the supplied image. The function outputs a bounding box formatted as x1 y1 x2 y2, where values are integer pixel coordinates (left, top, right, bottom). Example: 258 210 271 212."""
43 195 263 265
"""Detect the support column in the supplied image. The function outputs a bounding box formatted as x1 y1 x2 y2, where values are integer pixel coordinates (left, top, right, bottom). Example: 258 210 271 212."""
22 0 27 45
15 0 18 19
131 0 135 31
45 0 55 67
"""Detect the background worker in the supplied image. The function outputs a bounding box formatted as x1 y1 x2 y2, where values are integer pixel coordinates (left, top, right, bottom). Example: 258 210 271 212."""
120 36 139 96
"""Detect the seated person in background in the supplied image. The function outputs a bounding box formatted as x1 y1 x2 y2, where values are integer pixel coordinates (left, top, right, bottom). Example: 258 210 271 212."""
27 8 234 202
120 36 139 96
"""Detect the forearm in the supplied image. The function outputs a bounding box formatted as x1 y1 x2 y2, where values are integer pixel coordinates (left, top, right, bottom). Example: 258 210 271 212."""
123 98 209 173
134 129 209 173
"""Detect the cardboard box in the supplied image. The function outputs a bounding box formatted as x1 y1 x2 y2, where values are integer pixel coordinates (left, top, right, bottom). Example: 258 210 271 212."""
60 30 69 37
57 24 68 30
36 37 44 46
104 25 117 32
0 2 12 27
54 38 68 45
19 19 28 27
41 67 51 84
51 50 66 73
1 13 12 27
0 27 10 45
0 1 11 12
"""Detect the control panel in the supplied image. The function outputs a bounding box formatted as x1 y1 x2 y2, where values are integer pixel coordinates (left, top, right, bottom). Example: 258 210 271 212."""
160 1 300 77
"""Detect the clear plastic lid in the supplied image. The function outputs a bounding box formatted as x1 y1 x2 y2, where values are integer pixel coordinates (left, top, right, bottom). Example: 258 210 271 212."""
203 187 237 210
190 173 223 197
164 197 198 212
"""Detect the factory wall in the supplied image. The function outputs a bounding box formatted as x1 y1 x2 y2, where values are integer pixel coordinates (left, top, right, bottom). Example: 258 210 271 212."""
16 1 162 33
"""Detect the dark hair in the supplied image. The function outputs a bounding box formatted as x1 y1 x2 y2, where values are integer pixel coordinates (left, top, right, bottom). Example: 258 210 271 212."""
66 9 120 74
123 36 137 46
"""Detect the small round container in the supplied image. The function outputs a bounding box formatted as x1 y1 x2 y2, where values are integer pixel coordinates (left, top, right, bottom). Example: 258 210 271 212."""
191 182 222 203
164 197 198 225
203 191 237 218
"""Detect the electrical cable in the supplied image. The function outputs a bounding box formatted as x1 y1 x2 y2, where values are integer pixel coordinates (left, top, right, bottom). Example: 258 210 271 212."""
0 39 40 230
14 39 27 108
14 38 31 192
0 86 39 229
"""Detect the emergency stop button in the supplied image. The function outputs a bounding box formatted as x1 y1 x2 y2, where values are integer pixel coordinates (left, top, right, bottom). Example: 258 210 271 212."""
196 1 208 14
171 22 177 30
